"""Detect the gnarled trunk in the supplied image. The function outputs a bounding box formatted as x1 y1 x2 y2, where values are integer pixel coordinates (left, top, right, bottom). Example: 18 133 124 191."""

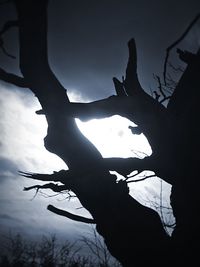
14 1 170 266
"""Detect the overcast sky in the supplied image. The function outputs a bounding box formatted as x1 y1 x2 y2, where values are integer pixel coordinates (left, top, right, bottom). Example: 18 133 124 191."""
0 0 200 249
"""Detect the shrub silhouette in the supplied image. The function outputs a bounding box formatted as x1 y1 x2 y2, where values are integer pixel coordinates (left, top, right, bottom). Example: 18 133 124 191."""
0 232 121 267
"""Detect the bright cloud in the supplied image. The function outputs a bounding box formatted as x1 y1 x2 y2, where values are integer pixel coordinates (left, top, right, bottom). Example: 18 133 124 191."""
0 85 67 173
76 116 152 158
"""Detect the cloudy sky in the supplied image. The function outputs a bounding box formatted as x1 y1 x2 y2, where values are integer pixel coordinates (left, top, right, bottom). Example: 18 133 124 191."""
0 0 200 248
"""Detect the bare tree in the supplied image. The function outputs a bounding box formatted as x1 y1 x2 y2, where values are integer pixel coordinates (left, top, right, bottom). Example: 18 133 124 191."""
80 227 122 267
0 232 122 267
0 1 200 266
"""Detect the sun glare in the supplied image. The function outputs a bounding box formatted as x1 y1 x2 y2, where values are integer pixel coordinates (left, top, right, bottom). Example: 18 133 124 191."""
76 116 152 158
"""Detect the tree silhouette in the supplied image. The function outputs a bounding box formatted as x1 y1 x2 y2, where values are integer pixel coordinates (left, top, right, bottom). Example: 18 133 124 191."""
0 1 200 266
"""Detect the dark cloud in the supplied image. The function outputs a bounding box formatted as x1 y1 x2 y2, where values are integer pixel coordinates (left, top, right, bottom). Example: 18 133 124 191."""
0 156 18 178
0 213 22 223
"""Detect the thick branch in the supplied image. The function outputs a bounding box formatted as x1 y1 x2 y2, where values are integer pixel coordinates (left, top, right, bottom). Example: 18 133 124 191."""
0 67 27 87
47 205 95 224
69 94 170 155
19 170 69 184
69 39 172 157
23 183 67 193
15 0 103 171
123 38 143 95
20 154 173 185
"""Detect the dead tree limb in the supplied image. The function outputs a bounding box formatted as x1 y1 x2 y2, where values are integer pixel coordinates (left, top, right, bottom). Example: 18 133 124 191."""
47 205 95 224
0 67 28 87
23 183 67 193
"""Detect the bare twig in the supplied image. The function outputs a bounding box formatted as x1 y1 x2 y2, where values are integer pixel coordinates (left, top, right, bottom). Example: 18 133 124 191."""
159 179 165 230
153 74 166 99
127 174 155 183
160 96 171 104
153 74 172 104
80 228 112 265
168 61 184 73
0 20 18 35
